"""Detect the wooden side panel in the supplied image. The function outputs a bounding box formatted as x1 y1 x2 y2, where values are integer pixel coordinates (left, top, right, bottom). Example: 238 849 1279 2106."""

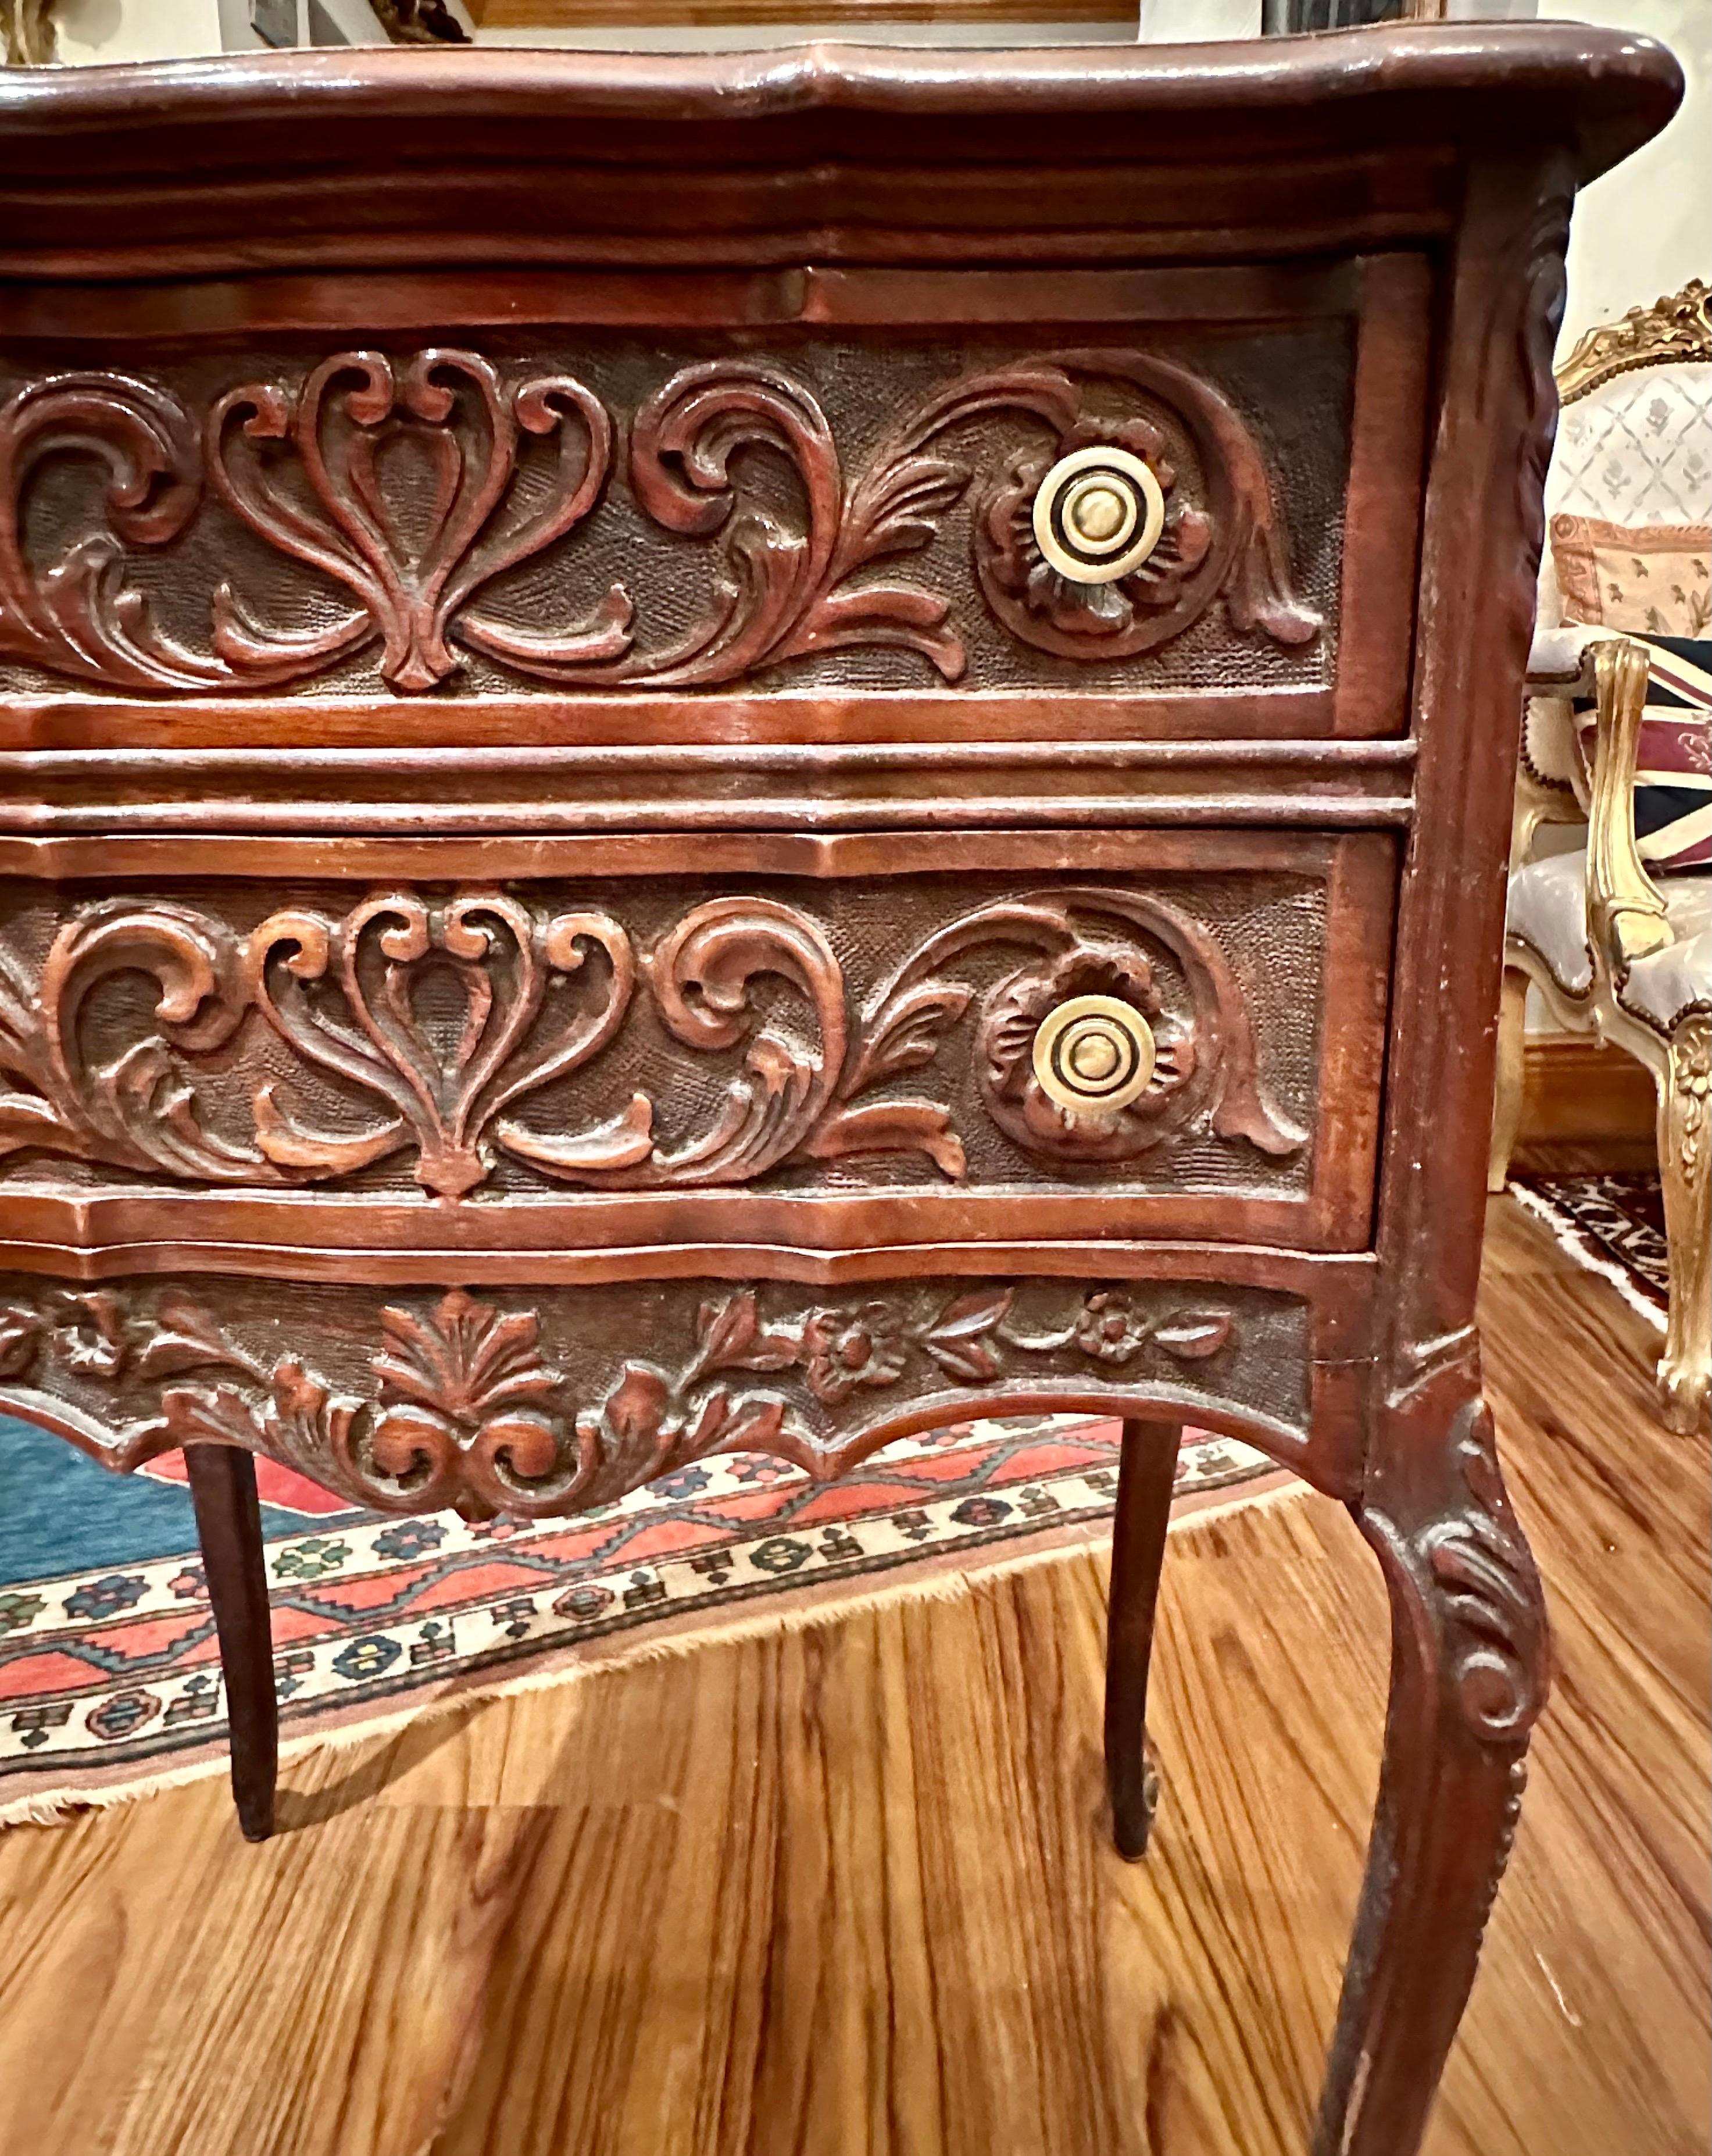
1335 251 1432 736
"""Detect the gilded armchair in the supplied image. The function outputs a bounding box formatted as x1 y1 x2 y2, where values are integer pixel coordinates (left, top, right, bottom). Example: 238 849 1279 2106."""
1489 279 1712 1433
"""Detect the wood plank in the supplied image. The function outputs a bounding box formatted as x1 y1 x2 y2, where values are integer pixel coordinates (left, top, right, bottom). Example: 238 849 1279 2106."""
0 1194 1703 2156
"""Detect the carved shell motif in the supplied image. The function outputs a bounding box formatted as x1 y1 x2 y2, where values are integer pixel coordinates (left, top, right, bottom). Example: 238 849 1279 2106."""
0 348 1320 695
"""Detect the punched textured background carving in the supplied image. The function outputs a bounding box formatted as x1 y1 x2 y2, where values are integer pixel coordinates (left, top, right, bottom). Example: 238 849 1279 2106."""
0 327 1351 700
0 869 1328 1201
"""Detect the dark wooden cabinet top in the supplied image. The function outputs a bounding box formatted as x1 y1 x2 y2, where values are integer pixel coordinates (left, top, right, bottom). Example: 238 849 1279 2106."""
0 26 1681 278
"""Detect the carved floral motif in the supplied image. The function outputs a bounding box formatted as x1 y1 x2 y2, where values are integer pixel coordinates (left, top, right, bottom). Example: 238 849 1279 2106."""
0 883 1304 1194
0 348 1320 696
918 888 1306 1166
970 371 1320 662
245 891 641 1197
0 1277 1254 1519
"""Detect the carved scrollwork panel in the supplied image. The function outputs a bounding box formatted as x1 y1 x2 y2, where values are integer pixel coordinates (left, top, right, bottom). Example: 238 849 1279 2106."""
0 334 1340 699
205 349 628 691
0 1272 1311 1520
0 874 1317 1199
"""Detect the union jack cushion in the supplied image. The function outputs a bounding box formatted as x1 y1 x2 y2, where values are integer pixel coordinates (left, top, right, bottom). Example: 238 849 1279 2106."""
1575 636 1712 874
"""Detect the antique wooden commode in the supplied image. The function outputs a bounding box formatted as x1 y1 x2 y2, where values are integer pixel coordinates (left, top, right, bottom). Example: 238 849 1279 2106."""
0 27 1679 2154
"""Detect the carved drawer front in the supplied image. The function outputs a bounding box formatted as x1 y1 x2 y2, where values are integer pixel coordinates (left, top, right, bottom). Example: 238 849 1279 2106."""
0 832 1393 1258
0 259 1426 743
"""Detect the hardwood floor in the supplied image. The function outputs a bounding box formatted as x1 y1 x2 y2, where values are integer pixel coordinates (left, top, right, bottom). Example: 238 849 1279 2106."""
0 1195 1704 2156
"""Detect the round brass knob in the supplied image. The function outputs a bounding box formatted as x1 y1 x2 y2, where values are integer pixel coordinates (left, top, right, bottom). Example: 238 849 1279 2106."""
1032 995 1157 1116
1031 445 1166 586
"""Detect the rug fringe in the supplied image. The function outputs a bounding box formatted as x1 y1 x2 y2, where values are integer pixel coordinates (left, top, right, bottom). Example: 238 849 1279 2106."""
0 1473 1304 1834
0 1747 241 1829
1507 1179 1668 1333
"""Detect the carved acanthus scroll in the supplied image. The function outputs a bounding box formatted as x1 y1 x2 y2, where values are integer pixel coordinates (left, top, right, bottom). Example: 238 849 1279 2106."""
0 884 1304 1195
0 374 212 691
0 347 1320 697
1417 1397 1549 1744
0 901 256 1179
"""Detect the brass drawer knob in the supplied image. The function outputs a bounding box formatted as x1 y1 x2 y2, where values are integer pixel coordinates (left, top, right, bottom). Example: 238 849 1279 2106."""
1031 445 1166 585
1032 995 1157 1116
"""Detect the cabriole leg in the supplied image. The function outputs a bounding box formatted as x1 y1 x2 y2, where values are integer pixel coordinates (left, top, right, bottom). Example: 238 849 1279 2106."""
185 1443 279 1843
1313 1393 1548 2156
1655 1014 1711 1434
1486 963 1529 1193
1103 1416 1182 1861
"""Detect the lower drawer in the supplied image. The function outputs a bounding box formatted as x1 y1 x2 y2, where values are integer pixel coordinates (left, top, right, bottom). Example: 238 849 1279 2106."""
0 829 1394 1260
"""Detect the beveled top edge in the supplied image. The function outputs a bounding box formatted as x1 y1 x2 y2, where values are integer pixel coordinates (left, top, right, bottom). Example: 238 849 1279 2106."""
0 23 1682 183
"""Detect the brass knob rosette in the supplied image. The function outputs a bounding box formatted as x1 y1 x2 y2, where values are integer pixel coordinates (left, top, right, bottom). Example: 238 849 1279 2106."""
1031 994 1157 1118
1030 445 1166 586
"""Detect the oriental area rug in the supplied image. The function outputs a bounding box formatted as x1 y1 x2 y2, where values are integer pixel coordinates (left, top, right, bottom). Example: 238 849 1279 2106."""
1507 1169 1671 1327
0 1407 1277 1826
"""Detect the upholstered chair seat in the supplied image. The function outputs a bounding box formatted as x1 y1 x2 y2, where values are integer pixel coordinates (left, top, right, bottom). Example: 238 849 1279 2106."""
1507 849 1710 1014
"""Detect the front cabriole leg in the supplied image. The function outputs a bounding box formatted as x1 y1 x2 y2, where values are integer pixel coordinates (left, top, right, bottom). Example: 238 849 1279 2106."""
1313 1380 1549 2156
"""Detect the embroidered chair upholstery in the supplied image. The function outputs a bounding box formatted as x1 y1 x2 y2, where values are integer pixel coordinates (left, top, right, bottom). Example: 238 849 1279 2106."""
1490 279 1712 1433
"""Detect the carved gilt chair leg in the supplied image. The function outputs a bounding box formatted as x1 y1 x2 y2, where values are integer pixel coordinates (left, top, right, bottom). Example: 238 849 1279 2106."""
1654 1013 1712 1434
1312 1393 1548 2156
1104 1416 1181 1860
1487 964 1529 1192
185 1443 279 1843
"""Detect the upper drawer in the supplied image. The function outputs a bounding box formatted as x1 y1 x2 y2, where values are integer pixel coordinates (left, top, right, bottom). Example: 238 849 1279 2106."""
0 259 1427 745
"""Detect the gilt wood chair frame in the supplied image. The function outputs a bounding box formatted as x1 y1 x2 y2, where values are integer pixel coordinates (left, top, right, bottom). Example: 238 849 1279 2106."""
1489 277 1712 1433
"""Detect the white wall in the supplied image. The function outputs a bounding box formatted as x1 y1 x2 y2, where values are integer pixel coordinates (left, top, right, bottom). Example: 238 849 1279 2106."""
53 0 223 61
51 0 466 57
1569 1 1707 345
1543 0 1710 351
470 1 1259 47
